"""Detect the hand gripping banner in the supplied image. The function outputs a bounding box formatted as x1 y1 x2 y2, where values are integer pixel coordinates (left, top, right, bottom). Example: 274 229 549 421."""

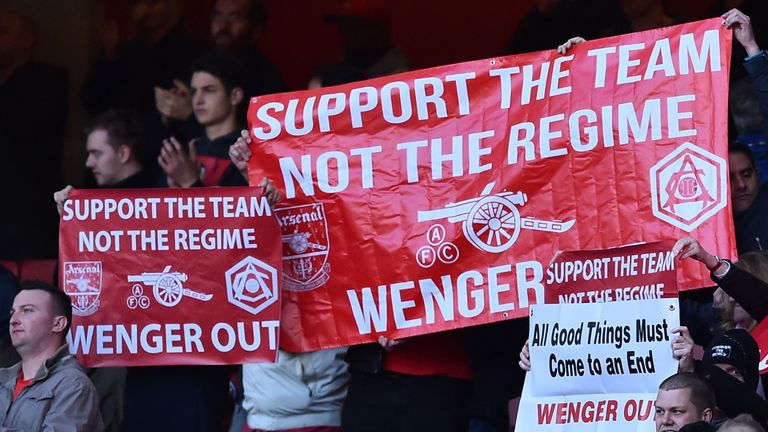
247 19 734 351
59 187 282 367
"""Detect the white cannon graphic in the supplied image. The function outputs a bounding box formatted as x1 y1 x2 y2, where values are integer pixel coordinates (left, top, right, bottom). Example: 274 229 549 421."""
417 182 575 253
127 266 212 307
282 230 327 255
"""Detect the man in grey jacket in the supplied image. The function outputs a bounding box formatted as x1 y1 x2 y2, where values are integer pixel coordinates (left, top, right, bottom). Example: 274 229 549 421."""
0 281 103 431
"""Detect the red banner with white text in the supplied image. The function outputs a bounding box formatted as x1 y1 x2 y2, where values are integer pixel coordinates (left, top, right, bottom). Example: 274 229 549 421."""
545 241 679 304
247 19 735 352
59 188 282 367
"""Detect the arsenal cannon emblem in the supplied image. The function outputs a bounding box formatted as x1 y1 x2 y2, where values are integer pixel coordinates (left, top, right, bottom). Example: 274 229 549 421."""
418 182 575 254
127 265 212 308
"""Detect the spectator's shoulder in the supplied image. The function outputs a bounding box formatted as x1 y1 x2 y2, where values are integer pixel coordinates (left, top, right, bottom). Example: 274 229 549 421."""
744 50 768 78
50 360 98 397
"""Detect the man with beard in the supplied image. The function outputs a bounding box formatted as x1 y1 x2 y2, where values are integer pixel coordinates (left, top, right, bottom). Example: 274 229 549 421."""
324 0 409 79
209 0 284 97
154 0 284 128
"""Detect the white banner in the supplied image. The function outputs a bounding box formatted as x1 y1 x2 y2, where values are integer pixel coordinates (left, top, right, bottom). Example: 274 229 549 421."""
516 299 679 431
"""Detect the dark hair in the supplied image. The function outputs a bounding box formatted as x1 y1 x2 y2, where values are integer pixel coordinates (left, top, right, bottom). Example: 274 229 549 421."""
190 51 246 94
85 110 143 160
729 141 757 171
18 281 72 335
658 372 715 414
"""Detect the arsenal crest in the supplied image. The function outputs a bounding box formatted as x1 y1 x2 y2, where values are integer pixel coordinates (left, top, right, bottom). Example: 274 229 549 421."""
224 256 279 314
63 261 102 316
276 203 331 291
650 142 727 232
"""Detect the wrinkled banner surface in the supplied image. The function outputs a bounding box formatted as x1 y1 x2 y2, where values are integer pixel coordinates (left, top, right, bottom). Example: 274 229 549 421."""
59 187 282 366
247 19 734 351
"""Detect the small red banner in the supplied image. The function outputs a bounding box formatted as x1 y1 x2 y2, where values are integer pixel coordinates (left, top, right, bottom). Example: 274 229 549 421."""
545 241 679 304
59 187 282 367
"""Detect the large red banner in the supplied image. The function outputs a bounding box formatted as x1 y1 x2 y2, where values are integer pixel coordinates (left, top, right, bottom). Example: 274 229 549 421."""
59 188 281 367
247 19 734 351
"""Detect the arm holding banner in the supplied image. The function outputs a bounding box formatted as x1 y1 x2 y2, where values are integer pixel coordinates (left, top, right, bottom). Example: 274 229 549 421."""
673 237 728 273
556 36 585 54
725 8 768 142
229 130 252 178
257 178 283 209
674 237 768 322
713 265 768 322
671 326 695 373
518 340 530 371
53 185 74 216
377 336 402 351
228 130 283 207
743 47 768 143
722 9 761 57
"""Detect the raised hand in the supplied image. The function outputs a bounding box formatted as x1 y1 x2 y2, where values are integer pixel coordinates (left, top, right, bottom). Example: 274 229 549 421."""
158 137 199 188
722 9 761 56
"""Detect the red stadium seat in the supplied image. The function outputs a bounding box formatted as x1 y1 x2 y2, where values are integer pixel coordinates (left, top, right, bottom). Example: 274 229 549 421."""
0 261 19 279
17 259 57 285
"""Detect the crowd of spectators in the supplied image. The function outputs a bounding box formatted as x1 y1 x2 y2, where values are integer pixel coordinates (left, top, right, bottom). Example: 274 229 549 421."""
1 0 768 431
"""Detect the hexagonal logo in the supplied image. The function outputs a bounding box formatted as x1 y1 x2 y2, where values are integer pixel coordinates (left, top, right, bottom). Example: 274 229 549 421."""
649 142 727 232
225 256 279 315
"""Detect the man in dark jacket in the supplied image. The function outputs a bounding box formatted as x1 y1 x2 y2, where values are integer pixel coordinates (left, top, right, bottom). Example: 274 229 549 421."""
700 330 761 429
703 330 760 391
724 8 768 253
54 111 156 213
148 52 258 432
54 110 150 432
159 52 250 188
85 110 156 189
